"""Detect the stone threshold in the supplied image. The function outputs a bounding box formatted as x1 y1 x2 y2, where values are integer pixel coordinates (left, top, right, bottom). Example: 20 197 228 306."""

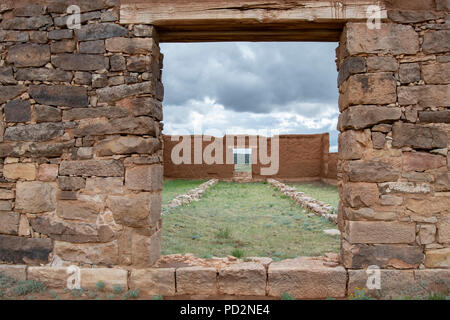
1 257 448 299
268 179 338 224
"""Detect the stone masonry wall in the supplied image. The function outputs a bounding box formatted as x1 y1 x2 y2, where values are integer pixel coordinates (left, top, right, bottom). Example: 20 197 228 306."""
0 0 164 268
337 5 450 270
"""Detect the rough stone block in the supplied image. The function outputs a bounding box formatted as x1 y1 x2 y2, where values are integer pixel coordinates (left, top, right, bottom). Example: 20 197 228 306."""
422 62 450 84
345 221 416 244
1 16 52 30
32 105 62 123
79 40 106 54
50 39 76 54
392 122 447 149
268 257 347 299
15 181 57 213
338 105 401 130
96 82 154 103
424 248 450 268
3 163 36 181
4 122 65 142
51 54 109 71
94 136 160 156
423 30 450 54
106 37 156 54
4 100 31 123
176 267 218 295
343 160 399 183
366 56 398 72
0 264 26 281
107 192 160 228
339 73 397 110
27 267 68 288
344 23 419 55
56 199 101 223
342 182 379 209
218 262 266 296
130 268 176 296
54 241 119 265
73 117 158 137
125 165 163 191
37 164 58 182
16 68 73 82
85 177 124 194
29 85 88 108
403 152 446 172
0 85 27 104
397 85 450 107
399 63 420 83
59 160 124 177
419 110 450 123
437 215 450 244
0 235 53 265
80 268 128 291
6 43 50 67
58 176 86 191
74 23 128 41
0 211 20 235
338 130 370 160
341 241 423 269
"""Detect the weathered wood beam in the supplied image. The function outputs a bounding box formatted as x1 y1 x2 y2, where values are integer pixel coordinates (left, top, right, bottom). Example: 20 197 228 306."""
120 0 387 42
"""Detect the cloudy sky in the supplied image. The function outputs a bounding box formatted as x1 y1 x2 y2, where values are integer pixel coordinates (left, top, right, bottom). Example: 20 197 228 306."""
160 42 340 152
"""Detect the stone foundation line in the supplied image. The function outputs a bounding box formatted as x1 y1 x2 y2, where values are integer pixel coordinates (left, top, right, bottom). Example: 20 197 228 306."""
164 179 218 212
267 179 337 224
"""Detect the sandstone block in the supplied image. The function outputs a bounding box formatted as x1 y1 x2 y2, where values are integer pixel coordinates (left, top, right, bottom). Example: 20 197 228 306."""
107 192 160 228
115 97 163 121
0 66 17 85
74 23 128 41
4 122 65 142
339 73 397 110
403 152 446 172
1 16 52 30
4 100 31 123
342 182 379 209
397 85 450 107
414 269 450 295
419 110 450 123
372 132 386 149
345 221 416 244
27 267 68 288
85 177 123 194
73 117 158 137
50 39 76 54
435 173 450 192
96 82 154 103
37 164 58 182
94 136 160 156
29 85 88 108
3 163 36 181
343 160 399 183
341 241 423 269
422 62 450 84
268 257 346 299
437 214 450 244
131 229 161 267
130 268 175 296
0 211 20 235
80 268 128 291
343 207 396 221
58 176 86 191
338 130 370 160
0 264 26 281
110 55 126 71
0 85 26 104
6 44 50 67
79 40 106 54
59 160 124 177
62 106 129 121
380 195 403 206
0 235 52 265
344 23 419 55
125 165 163 191
425 248 450 268
338 105 401 130
106 37 156 54
176 266 218 295
399 63 420 83
218 262 266 296
48 29 73 40
0 189 14 200
419 224 436 245
423 30 450 54
127 56 152 72
54 240 119 265
15 181 56 213
32 105 62 123
57 200 101 223
16 68 73 82
366 56 398 72
51 54 109 71
392 122 447 149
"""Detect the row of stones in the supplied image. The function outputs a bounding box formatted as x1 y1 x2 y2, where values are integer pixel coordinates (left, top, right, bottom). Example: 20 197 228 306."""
267 179 337 224
1 260 448 299
166 179 218 211
336 22 449 270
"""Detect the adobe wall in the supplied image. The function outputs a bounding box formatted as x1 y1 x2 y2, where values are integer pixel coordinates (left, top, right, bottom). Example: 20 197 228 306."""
163 133 336 181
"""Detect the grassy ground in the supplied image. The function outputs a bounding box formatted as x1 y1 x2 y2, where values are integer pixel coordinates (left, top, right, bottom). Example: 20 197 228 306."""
289 181 339 209
162 179 207 205
234 163 252 173
161 181 340 260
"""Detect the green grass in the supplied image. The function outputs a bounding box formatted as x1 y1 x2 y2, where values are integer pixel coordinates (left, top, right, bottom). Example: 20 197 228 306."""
162 179 208 205
289 181 339 209
162 182 340 259
234 163 252 173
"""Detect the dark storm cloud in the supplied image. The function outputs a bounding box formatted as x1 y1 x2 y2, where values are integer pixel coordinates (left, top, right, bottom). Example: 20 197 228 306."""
160 42 339 114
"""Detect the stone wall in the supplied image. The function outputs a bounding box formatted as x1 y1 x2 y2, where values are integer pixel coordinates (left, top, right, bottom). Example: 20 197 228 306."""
0 0 164 268
336 9 450 270
163 133 338 181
